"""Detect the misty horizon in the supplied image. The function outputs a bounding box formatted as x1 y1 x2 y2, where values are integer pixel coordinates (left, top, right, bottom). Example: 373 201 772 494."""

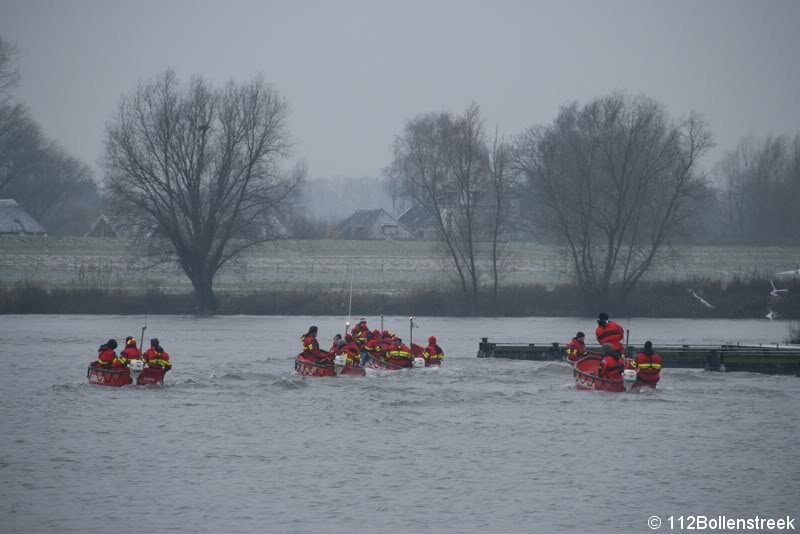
2 0 799 180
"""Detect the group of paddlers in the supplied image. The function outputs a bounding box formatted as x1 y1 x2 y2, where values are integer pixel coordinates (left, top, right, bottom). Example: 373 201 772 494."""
300 318 445 367
564 312 662 386
93 336 173 371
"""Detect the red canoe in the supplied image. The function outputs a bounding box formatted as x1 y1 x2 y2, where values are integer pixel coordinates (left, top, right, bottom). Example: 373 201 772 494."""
87 362 165 387
573 356 655 392
294 354 366 377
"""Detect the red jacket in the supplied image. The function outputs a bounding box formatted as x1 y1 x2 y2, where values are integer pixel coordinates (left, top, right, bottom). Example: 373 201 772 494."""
598 355 624 380
423 343 444 360
96 347 117 367
302 334 329 362
565 338 587 362
633 351 662 382
120 346 142 361
302 334 319 351
144 347 172 369
351 323 369 345
596 321 625 352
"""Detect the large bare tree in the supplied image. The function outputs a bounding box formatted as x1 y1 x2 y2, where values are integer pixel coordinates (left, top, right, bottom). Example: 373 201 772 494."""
103 70 304 313
513 93 712 309
387 103 492 305
0 36 20 102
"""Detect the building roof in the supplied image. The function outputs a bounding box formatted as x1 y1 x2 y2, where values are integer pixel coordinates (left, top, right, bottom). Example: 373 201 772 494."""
0 199 46 235
398 204 439 233
339 208 414 240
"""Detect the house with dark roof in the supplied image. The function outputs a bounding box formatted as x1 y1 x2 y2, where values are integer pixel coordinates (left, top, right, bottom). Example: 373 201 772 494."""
398 204 440 240
85 214 122 237
0 199 46 235
339 209 414 240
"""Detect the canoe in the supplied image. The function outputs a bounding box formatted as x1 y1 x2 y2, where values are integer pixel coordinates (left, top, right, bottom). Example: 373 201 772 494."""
294 354 365 377
87 360 165 387
573 356 653 392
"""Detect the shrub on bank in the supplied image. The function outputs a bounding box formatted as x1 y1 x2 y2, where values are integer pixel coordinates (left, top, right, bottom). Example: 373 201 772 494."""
0 277 797 318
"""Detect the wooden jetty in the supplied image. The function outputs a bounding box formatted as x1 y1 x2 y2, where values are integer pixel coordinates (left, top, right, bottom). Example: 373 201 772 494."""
476 338 800 376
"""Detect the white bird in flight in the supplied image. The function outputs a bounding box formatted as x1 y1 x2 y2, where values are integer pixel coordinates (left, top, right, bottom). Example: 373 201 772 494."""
689 289 715 309
769 279 789 297
766 309 781 320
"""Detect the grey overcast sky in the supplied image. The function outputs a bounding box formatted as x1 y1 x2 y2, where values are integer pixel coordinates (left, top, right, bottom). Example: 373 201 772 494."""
2 0 799 179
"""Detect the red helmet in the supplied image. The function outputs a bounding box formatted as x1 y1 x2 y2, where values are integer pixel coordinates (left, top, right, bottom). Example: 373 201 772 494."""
428 336 437 345
345 334 354 342
372 329 380 337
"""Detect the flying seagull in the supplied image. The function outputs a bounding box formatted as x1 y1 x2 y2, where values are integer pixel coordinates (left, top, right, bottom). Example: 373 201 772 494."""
766 309 781 321
770 279 789 297
689 289 715 309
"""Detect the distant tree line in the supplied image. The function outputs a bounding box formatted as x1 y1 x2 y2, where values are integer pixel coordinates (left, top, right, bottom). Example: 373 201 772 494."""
386 93 791 311
0 36 99 234
712 134 800 244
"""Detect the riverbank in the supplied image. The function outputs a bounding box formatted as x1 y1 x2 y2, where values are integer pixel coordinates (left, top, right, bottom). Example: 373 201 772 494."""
2 276 798 321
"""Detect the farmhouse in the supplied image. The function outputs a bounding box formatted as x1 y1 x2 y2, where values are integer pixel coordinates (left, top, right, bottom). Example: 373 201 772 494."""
398 204 439 240
0 199 46 236
339 208 414 240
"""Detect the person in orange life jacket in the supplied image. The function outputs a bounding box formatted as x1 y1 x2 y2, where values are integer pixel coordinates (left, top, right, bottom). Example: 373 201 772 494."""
331 339 354 365
598 344 625 380
361 329 383 366
344 334 361 361
595 312 625 355
387 338 412 360
301 325 329 362
144 338 172 371
422 336 445 362
565 332 587 363
380 330 397 351
119 336 142 363
329 334 343 353
351 318 369 345
95 339 119 368
631 340 662 384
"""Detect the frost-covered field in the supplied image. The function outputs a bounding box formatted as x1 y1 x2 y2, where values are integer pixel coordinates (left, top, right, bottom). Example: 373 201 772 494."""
0 237 798 293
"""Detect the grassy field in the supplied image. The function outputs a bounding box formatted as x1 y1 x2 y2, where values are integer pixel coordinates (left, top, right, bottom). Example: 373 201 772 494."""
1 236 799 294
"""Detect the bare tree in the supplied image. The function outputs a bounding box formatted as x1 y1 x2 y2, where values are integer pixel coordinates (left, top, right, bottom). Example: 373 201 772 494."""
513 93 712 309
714 133 800 243
0 36 20 102
487 128 516 301
103 70 304 313
387 103 490 305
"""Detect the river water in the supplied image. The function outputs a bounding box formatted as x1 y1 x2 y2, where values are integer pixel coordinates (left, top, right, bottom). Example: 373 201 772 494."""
1 315 798 533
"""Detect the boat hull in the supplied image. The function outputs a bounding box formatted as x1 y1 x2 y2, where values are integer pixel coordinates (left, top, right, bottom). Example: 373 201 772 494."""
573 356 655 392
294 355 365 377
364 353 412 370
87 364 165 387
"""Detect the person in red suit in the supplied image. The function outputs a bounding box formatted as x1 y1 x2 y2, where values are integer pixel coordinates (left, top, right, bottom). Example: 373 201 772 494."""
329 334 343 353
119 336 142 364
95 339 119 368
598 345 624 380
361 330 384 366
350 318 369 346
422 336 445 363
595 313 624 355
564 332 587 363
632 341 662 385
143 338 172 371
301 326 329 362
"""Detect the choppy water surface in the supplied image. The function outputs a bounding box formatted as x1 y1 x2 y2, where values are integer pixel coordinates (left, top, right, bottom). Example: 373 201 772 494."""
1 315 798 534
